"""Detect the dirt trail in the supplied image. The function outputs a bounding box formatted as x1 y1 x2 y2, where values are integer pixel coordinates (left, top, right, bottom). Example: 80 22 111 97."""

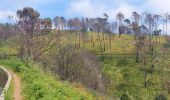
10 71 23 100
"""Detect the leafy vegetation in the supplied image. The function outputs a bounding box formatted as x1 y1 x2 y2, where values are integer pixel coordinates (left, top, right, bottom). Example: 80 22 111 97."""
1 6 170 100
5 78 14 100
0 58 99 100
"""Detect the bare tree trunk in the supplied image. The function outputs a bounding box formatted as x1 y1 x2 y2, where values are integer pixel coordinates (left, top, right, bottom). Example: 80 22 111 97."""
161 36 166 88
83 32 85 47
78 32 81 47
143 46 147 87
103 33 106 52
109 34 112 62
98 31 102 53
91 32 93 43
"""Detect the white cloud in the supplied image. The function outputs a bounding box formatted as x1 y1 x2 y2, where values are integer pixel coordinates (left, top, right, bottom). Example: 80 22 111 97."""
66 0 170 19
144 0 170 13
66 0 138 19
112 3 138 18
0 10 15 19
7 0 57 5
1 0 170 23
66 0 105 18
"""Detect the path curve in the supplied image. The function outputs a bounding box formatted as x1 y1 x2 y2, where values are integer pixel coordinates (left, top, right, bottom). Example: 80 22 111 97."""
10 70 23 100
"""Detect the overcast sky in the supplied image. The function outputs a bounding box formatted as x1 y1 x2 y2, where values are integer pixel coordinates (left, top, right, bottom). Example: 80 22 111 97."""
0 0 170 23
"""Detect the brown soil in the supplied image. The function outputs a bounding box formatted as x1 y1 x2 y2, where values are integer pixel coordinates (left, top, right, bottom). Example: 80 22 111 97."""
10 71 23 100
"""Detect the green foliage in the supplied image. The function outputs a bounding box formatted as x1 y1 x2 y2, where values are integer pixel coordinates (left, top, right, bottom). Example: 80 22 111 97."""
120 94 131 100
45 45 105 92
5 79 14 100
101 54 169 99
117 58 129 67
1 32 170 100
154 94 167 100
0 59 96 100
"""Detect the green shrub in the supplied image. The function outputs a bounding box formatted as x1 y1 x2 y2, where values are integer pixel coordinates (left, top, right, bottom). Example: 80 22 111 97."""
0 59 96 99
154 94 167 100
117 58 129 67
44 45 105 92
31 82 46 99
120 94 131 100
0 53 8 59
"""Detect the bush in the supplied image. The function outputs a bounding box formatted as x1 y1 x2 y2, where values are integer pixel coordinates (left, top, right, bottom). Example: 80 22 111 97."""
0 59 96 99
117 58 129 67
42 45 106 92
0 53 8 59
14 66 20 72
154 94 167 100
120 94 131 100
31 82 46 99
